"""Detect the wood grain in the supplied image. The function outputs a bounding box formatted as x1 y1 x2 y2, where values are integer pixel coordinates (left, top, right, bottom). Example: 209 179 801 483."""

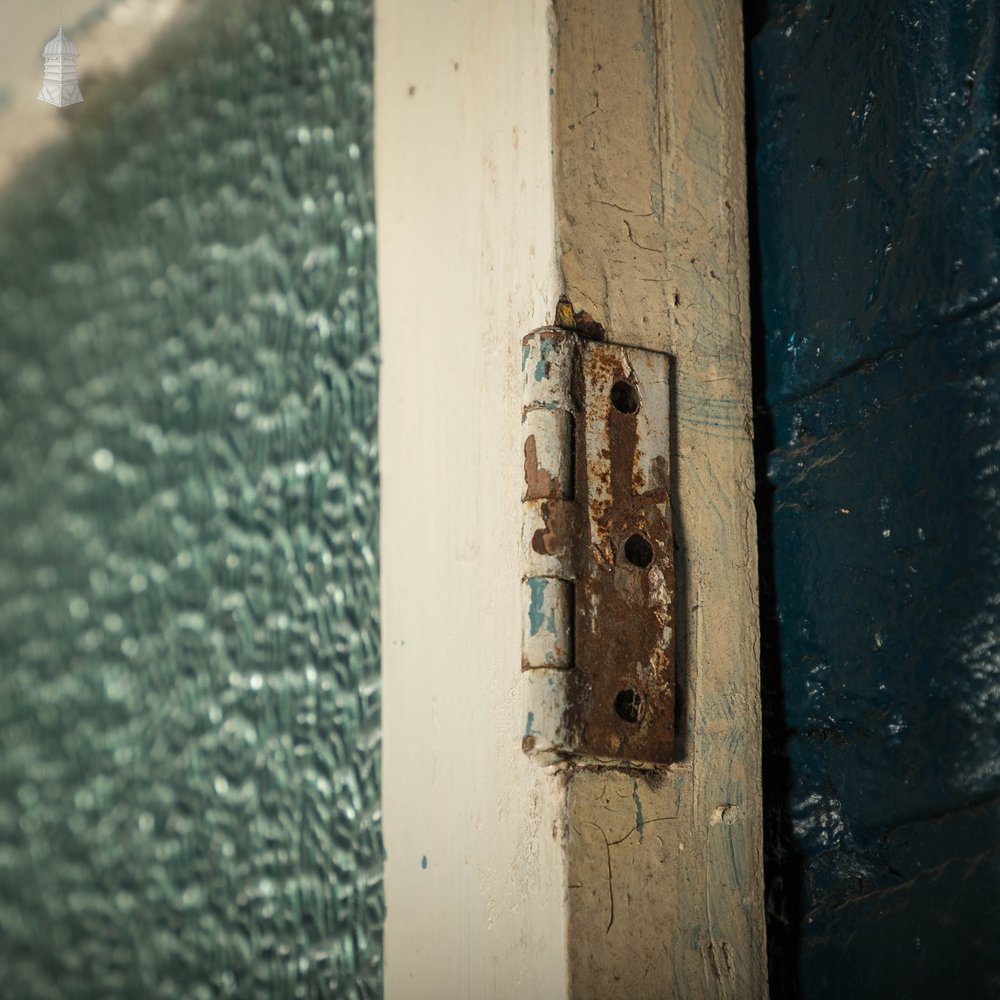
552 1 767 995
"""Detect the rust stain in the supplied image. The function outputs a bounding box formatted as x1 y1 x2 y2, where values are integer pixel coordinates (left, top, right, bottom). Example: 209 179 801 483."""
520 327 675 764
523 434 563 500
565 340 676 764
554 293 607 342
531 499 575 558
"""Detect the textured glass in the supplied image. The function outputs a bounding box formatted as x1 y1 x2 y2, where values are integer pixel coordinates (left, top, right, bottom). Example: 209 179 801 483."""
0 2 382 997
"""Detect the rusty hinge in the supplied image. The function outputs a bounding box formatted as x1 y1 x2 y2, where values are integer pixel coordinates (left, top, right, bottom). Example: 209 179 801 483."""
521 326 675 765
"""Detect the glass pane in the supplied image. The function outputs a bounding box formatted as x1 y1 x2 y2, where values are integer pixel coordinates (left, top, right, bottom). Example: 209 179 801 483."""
0 2 382 996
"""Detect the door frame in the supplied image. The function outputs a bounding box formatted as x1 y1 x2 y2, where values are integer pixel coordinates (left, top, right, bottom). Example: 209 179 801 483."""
377 2 765 995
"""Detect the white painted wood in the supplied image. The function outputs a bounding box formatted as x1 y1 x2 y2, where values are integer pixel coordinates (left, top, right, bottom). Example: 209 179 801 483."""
376 2 570 998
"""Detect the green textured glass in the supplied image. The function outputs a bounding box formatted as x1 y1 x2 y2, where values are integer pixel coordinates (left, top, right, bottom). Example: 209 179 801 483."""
0 2 382 997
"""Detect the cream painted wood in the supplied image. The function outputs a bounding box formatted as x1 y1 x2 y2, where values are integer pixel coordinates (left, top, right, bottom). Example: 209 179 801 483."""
376 2 571 998
553 1 767 996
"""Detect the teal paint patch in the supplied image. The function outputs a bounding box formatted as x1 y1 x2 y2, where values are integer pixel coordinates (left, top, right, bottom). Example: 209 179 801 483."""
521 342 531 371
546 606 557 635
527 578 547 636
534 336 557 383
421 856 428 870
525 711 535 736
633 781 645 842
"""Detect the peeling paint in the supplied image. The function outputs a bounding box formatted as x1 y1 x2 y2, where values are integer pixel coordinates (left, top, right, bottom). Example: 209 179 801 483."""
527 577 547 636
534 334 558 382
523 432 565 500
520 328 676 763
522 576 573 670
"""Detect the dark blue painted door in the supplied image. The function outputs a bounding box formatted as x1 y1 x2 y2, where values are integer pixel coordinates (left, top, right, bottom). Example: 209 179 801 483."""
751 2 1000 996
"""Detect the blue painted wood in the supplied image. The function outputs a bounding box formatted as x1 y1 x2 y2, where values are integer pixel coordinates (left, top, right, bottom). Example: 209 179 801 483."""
751 2 1000 996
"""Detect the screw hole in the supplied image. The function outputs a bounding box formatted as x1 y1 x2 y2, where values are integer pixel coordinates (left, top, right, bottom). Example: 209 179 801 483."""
610 380 640 414
623 533 654 568
614 689 643 724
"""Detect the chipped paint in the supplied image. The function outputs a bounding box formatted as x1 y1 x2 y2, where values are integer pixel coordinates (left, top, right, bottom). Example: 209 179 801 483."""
521 328 575 411
534 334 559 382
523 498 576 579
520 327 675 764
522 328 577 676
527 577 547 636
523 424 570 500
521 342 574 506
522 576 573 669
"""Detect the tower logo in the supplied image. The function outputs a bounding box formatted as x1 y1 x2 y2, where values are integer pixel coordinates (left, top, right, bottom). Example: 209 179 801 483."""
37 26 83 108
